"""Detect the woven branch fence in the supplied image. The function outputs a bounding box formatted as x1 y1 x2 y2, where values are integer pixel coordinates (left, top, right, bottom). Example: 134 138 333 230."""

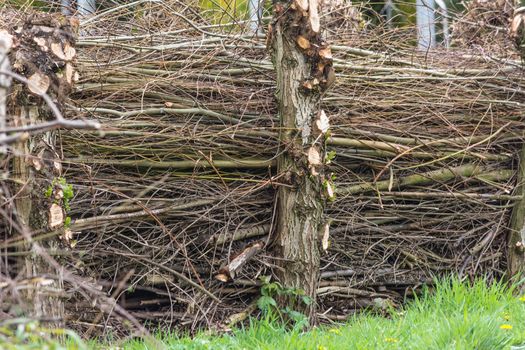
2 0 525 333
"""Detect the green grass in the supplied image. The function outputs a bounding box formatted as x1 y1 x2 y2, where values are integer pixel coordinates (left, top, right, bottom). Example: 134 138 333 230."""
4 278 525 350
115 278 525 350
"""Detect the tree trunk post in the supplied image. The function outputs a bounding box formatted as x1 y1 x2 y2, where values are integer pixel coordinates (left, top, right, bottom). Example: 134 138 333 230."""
0 31 12 154
7 13 78 325
270 0 334 322
508 143 525 282
509 2 525 285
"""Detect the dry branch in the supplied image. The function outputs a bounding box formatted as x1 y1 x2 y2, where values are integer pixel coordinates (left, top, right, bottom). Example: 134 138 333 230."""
216 241 264 282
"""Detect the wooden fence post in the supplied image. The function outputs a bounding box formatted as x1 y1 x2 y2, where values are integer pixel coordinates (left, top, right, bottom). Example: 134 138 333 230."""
7 13 79 325
508 144 525 282
270 0 334 323
509 2 525 284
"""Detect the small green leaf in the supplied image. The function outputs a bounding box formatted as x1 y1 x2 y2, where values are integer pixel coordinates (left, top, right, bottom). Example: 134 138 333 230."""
267 282 281 296
286 309 303 320
259 275 271 285
325 150 337 164
44 186 53 198
302 295 313 305
63 199 71 212
257 296 277 311
62 184 74 201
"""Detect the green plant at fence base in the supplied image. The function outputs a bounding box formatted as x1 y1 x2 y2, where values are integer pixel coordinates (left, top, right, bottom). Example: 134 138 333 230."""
107 277 525 350
257 276 312 330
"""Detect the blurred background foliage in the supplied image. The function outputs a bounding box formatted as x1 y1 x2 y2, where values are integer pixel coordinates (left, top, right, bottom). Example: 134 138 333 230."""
200 0 253 24
3 0 466 24
358 0 465 25
197 0 466 25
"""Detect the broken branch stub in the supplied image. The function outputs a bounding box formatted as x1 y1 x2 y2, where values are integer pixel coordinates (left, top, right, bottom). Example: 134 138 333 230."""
308 0 320 33
295 0 309 12
297 35 311 49
0 30 14 52
315 110 330 134
50 42 76 61
49 203 65 229
27 72 50 96
216 242 264 282
287 0 335 93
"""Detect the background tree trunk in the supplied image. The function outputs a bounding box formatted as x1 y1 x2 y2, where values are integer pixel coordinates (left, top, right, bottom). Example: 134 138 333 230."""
416 0 436 50
270 0 334 322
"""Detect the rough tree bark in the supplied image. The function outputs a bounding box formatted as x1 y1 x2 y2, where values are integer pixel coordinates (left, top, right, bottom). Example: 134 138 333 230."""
509 4 525 283
0 31 11 154
508 143 525 282
7 14 79 324
269 0 334 322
